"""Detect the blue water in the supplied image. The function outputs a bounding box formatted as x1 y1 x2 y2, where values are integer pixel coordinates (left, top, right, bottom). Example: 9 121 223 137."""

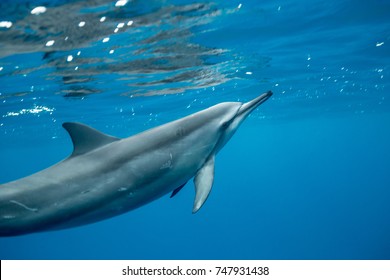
0 0 389 260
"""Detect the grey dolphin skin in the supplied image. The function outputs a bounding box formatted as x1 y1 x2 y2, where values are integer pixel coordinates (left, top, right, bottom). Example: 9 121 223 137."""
0 91 272 236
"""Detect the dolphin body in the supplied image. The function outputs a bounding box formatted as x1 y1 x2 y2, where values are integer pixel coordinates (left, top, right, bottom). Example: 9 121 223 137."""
0 91 272 236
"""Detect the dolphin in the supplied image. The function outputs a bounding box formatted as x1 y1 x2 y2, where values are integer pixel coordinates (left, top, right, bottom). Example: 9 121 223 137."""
0 91 272 236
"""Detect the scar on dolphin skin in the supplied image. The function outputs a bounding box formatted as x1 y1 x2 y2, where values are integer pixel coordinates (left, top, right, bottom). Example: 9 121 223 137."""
9 200 38 212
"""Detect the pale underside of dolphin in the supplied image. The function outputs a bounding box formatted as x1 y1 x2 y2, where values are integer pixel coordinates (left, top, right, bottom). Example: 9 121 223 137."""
0 91 272 236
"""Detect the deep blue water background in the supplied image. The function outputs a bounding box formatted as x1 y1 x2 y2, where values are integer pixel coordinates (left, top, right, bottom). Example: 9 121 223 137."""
0 0 389 259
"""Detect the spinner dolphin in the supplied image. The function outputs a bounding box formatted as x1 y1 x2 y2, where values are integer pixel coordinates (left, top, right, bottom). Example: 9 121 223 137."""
0 91 272 236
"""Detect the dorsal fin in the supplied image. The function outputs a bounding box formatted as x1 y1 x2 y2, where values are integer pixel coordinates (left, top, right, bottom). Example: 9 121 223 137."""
62 122 120 157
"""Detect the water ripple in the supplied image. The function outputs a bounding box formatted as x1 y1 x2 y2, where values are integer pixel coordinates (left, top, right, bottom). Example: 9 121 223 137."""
0 0 239 99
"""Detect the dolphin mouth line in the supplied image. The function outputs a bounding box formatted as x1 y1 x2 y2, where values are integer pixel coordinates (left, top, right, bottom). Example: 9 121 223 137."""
237 90 273 117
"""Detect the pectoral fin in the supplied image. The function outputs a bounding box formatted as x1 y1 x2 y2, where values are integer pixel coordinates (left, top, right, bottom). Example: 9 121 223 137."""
193 155 215 213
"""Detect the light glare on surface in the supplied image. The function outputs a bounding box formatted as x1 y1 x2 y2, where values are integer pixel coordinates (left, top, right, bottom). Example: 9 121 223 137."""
0 21 12 28
115 0 128 7
45 40 55 46
31 6 47 15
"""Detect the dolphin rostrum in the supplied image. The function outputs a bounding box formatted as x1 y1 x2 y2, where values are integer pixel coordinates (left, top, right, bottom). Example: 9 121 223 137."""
0 91 272 236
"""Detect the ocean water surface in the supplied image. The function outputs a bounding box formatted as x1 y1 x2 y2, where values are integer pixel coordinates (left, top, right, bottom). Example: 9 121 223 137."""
0 0 389 259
